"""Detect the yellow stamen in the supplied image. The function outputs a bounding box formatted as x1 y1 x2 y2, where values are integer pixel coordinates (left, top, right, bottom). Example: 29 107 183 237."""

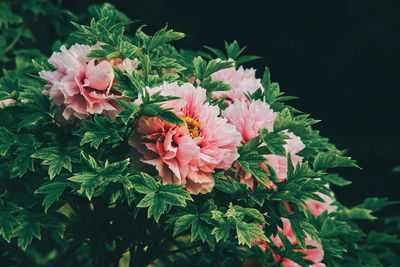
182 116 200 138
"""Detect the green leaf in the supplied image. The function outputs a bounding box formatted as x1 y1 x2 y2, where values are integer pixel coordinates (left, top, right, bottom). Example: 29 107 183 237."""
262 67 282 104
243 208 265 224
112 66 141 98
35 179 74 212
211 221 231 243
321 173 352 186
289 218 307 250
137 193 165 223
0 77 19 98
313 151 360 171
236 221 267 247
237 152 270 187
236 55 262 65
11 134 41 178
200 77 232 93
0 203 21 242
191 217 215 249
193 56 233 81
32 146 77 179
14 221 41 251
203 45 226 59
259 128 289 156
141 103 184 125
75 116 123 149
137 184 191 222
129 172 159 194
0 127 15 156
357 197 400 212
147 25 185 52
173 214 197 236
342 207 377 220
68 172 101 200
100 158 130 182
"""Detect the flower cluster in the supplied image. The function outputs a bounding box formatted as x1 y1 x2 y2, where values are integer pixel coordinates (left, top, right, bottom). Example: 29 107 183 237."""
38 44 336 266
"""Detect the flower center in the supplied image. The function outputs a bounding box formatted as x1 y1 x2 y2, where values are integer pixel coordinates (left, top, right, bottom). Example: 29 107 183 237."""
182 116 200 138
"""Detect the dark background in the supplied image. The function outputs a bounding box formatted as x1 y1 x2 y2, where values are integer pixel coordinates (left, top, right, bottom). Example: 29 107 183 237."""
49 0 400 212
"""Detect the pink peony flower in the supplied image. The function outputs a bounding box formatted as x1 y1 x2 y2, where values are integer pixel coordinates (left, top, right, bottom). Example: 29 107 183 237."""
222 100 304 189
222 99 276 143
129 82 242 194
39 44 138 119
306 191 337 217
211 66 261 102
270 218 326 267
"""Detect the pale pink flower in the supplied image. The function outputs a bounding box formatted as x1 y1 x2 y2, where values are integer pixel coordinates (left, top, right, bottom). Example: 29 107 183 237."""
130 82 242 194
39 44 138 119
223 100 304 189
0 99 15 108
211 66 261 102
222 99 276 143
271 218 326 267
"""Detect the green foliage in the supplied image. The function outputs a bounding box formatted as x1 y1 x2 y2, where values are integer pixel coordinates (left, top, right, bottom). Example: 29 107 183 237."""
0 2 397 267
32 146 79 179
136 181 192 222
204 40 262 65
75 116 123 149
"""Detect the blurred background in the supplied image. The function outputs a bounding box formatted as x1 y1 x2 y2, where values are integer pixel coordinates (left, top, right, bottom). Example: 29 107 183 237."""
11 0 400 220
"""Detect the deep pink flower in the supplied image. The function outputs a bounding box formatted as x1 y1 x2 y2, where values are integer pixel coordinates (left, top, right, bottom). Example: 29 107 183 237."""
223 100 304 189
39 44 139 119
211 66 261 102
130 82 242 194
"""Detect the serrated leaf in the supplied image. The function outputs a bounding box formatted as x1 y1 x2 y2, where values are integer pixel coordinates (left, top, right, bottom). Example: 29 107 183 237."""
236 221 267 247
0 203 21 242
14 221 41 251
141 103 184 125
137 184 191 222
259 128 289 156
357 197 399 212
0 127 15 156
289 218 307 250
129 172 159 194
237 152 270 187
32 147 75 179
313 151 360 170
68 172 101 200
35 180 74 212
191 218 215 249
147 25 185 52
321 173 352 186
212 221 231 242
11 134 41 178
173 214 196 236
75 116 122 149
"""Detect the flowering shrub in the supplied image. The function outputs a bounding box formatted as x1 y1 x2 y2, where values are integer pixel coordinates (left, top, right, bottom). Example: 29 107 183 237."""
0 3 399 266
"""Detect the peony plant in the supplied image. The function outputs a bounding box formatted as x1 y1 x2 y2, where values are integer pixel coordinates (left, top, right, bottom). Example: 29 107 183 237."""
0 3 399 267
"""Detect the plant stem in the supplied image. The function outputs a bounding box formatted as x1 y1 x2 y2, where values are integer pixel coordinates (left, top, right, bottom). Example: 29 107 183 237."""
4 17 32 53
